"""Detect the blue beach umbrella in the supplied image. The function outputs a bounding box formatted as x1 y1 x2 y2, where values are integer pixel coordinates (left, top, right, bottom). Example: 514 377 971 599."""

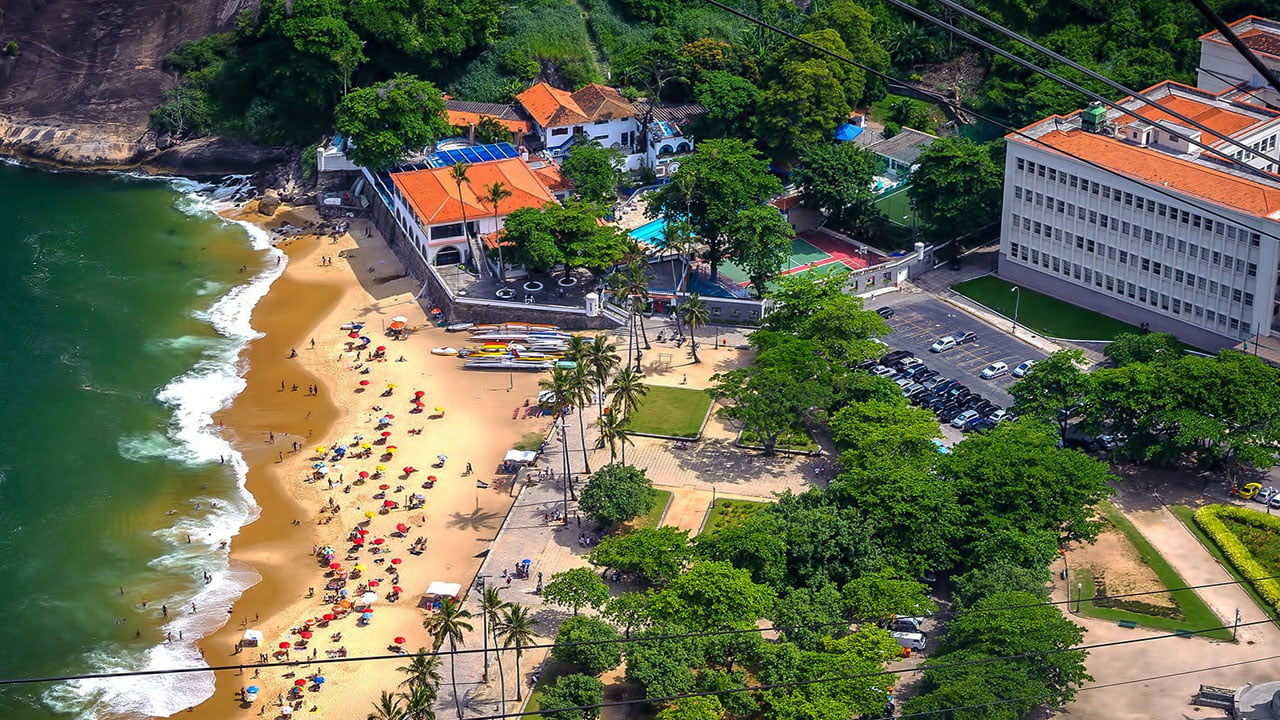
247 686 259 693
313 677 325 685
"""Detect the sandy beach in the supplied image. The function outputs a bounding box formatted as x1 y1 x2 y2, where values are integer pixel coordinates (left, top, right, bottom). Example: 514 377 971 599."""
188 203 554 719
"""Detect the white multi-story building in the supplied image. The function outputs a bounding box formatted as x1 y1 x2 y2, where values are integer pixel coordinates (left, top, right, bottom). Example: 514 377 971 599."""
999 79 1280 349
1197 15 1280 109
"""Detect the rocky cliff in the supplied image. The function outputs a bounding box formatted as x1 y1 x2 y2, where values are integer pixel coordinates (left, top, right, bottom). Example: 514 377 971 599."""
0 0 287 174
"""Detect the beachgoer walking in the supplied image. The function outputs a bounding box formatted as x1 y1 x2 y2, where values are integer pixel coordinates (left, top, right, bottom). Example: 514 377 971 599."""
162 605 168 618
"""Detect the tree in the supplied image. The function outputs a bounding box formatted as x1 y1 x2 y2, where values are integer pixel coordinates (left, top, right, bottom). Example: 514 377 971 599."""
482 181 513 280
693 71 759 138
757 31 862 158
584 334 620 415
348 0 501 71
542 567 610 616
396 650 442 695
334 74 450 170
829 400 940 469
561 141 626 205
540 673 605 720
713 336 833 455
450 162 474 257
761 274 888 366
566 363 594 473
649 560 778 629
792 143 882 232
649 139 782 279
495 604 539 701
552 615 623 675
403 683 437 719
655 696 725 720
771 582 849 649
694 510 790 590
607 368 649 421
678 295 710 363
727 205 795 297
804 0 890 105
625 623 704 697
555 201 629 274
1008 349 1091 441
1104 332 1183 366
368 691 408 720
758 631 902 720
602 592 652 638
595 411 633 463
589 526 692 584
422 597 473 719
952 561 1051 609
578 463 654 527
906 137 1003 241
840 569 936 622
479 587 509 690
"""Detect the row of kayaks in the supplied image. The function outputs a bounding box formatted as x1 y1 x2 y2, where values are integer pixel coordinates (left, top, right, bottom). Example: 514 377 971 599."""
438 323 577 371
464 358 579 371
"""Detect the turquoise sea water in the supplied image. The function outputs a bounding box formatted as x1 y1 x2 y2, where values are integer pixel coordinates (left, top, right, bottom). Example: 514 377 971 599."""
0 163 277 718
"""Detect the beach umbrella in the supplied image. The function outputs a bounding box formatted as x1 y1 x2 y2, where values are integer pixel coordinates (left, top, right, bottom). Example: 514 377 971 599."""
376 346 386 352
392 316 408 323
380 431 391 437
357 528 370 536
364 510 376 518
359 380 370 386
315 445 327 453
351 323 364 330
361 443 372 449
414 391 425 398
376 464 387 471
314 676 325 685
352 536 365 544
348 332 359 338
247 686 259 694
391 557 402 565
312 463 326 469
358 471 369 479
379 484 390 490
353 434 365 441
359 336 371 343
393 586 404 593
299 631 313 639
382 500 396 508
279 642 292 649
354 564 366 571
373 537 386 544
339 599 353 608
386 445 398 452
403 466 415 474
322 613 335 621
328 562 341 570
294 679 307 687
394 636 406 645
389 321 406 330
369 580 381 587
361 591 378 604
414 400 424 408
427 475 437 482
395 523 408 533
385 413 395 419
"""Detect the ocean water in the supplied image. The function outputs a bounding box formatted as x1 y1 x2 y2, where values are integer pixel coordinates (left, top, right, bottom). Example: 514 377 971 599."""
0 162 280 718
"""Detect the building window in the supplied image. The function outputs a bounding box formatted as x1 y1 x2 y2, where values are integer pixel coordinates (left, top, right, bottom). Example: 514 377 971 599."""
1161 294 1169 310
1108 246 1116 260
1233 289 1243 303
1031 249 1040 264
551 127 569 136
1212 251 1222 264
1177 239 1186 253
1052 257 1060 272
1127 282 1136 298
1245 292 1254 307
1119 250 1128 264
1106 276 1114 291
1139 287 1148 303
1172 299 1181 314
1014 186 1023 200
1009 242 1020 256
1248 263 1257 277
1075 236 1084 249
1017 158 1025 171
1175 269 1184 282
1087 239 1095 253
1152 262 1161 276
1141 257 1150 272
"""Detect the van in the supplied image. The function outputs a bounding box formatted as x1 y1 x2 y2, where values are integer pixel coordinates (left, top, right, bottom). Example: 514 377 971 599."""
890 631 927 650
888 615 924 633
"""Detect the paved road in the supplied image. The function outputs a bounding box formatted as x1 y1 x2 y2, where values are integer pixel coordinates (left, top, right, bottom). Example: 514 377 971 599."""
865 292 1047 408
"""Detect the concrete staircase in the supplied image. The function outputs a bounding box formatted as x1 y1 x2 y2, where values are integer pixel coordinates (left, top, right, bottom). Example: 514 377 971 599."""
466 231 489 278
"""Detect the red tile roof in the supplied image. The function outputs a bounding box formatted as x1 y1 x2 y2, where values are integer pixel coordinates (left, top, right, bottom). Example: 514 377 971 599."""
391 159 557 227
1118 91 1264 137
1019 129 1280 219
532 163 573 192
1200 16 1280 59
516 82 636 128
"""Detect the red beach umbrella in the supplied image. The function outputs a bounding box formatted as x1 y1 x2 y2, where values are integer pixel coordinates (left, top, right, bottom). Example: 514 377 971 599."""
379 484 390 490
385 414 395 419
294 679 307 687
393 586 404 593
299 631 313 639
414 400 424 407
348 332 359 338
359 380 370 386
382 500 396 508
352 537 364 545
391 558 402 565
373 537 386 544
358 471 370 479
329 562 341 570
427 475 437 482
369 580 380 587
358 528 370 536
376 346 386 352
414 391 425 398
322 613 335 621
394 636 406 645
403 466 415 474
395 523 408 533
381 431 392 437
279 642 292 649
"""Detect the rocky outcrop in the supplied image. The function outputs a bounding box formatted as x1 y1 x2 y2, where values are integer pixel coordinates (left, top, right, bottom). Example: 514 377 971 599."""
0 0 263 173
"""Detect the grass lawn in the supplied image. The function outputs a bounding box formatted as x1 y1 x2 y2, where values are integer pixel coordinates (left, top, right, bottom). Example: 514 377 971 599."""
626 385 713 438
739 426 820 452
512 431 545 452
876 185 916 227
703 499 770 534
520 658 571 720
952 275 1144 341
631 488 673 530
1077 502 1231 639
1169 506 1279 620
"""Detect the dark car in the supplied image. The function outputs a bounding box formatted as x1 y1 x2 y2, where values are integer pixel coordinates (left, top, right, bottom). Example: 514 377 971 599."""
880 350 913 366
962 396 988 410
902 364 930 378
956 331 978 344
923 376 950 390
940 406 968 423
856 359 879 371
973 402 1000 417
876 307 895 319
915 369 939 383
946 384 970 399
926 396 951 412
965 417 998 432
932 378 958 393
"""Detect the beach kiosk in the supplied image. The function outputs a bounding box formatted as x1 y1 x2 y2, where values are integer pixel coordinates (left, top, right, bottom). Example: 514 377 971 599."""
242 629 264 648
502 449 537 474
422 581 462 611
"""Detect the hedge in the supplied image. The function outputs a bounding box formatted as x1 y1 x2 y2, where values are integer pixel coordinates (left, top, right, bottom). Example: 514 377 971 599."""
1193 504 1280 613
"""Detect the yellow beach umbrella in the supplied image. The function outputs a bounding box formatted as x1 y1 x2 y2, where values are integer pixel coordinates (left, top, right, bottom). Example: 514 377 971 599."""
387 384 397 389
364 510 376 518
361 442 372 449
353 564 366 571
315 446 327 454
376 464 387 471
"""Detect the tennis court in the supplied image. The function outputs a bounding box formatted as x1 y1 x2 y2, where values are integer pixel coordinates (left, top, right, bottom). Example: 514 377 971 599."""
719 235 832 284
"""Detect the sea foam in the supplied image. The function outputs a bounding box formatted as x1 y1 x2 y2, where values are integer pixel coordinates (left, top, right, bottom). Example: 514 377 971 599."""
44 175 283 719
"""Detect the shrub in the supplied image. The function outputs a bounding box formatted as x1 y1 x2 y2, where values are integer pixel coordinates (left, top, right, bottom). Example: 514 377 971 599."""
4 41 18 58
1194 504 1280 612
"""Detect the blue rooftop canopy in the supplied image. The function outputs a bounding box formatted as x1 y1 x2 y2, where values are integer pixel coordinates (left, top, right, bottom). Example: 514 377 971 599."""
834 123 864 142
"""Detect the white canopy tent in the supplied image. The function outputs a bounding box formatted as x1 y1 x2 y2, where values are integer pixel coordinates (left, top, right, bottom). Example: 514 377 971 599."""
504 449 537 465
424 581 462 598
242 629 264 646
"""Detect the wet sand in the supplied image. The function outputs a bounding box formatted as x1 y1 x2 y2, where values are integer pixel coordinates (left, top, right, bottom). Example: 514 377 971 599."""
187 204 553 719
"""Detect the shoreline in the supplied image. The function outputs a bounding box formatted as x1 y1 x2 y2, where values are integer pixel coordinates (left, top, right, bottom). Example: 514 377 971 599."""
188 203 553 719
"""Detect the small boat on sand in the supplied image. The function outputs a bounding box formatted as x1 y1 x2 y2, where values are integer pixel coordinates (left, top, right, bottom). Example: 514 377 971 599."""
431 347 458 356
446 323 474 332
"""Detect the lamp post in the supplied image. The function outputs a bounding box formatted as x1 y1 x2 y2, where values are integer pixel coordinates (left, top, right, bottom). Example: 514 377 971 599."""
1010 286 1021 333
558 417 571 524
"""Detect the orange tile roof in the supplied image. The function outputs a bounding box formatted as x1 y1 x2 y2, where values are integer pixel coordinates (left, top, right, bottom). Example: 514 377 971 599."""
1117 86 1265 137
446 110 530 135
391 158 557 227
516 82 636 128
532 163 573 192
1020 129 1280 219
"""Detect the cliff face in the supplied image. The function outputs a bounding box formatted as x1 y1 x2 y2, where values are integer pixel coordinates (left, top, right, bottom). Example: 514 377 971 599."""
0 0 285 174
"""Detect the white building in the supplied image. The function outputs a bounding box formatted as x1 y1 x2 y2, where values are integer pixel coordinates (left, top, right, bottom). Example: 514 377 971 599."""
1197 15 1280 109
998 80 1280 349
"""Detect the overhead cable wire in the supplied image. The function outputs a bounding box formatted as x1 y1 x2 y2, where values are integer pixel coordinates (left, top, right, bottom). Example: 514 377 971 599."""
1186 0 1280 98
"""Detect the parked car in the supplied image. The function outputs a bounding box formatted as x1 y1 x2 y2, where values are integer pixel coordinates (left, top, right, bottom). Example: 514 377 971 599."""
965 417 998 432
901 364 930 378
956 331 978 344
915 369 939 383
929 336 957 353
945 384 970 399
888 616 925 633
891 631 927 650
924 376 950 391
989 409 1010 423
1271 494 1280 510
881 350 914 366
951 409 980 428
896 356 924 371
856 359 879 371
980 362 1009 380
1255 486 1279 505
1012 360 1038 378
871 365 896 378
894 378 914 389
876 307 895 319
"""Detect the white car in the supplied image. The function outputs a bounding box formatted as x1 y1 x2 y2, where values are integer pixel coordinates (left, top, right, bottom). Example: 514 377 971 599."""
930 336 957 353
980 362 1009 380
871 365 895 378
1012 360 1038 378
951 409 980 428
989 409 1010 423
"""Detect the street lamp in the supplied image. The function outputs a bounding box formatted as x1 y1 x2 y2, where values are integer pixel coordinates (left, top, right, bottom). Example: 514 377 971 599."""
1010 286 1021 332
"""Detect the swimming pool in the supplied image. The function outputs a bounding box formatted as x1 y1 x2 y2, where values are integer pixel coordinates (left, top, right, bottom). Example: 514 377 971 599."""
629 218 668 246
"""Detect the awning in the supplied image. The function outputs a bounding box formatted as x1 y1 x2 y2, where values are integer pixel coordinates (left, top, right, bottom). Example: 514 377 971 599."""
242 629 264 645
424 581 463 597
504 449 537 464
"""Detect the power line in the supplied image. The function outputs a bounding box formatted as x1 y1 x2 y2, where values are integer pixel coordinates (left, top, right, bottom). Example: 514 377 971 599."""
696 0 1280 247
1187 0 1280 99
1197 65 1279 109
459 621 1280 720
2 569 1276 687
913 0 1278 168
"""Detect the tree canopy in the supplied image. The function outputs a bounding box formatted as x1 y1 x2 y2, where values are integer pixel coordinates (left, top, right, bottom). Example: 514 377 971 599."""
906 137 1004 241
793 143 883 236
649 560 778 629
578 464 655 527
589 526 692 584
560 141 626 205
552 616 623 675
542 568 610 616
334 74 450 169
502 201 628 274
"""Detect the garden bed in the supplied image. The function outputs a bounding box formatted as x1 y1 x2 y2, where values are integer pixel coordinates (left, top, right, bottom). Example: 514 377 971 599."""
1192 504 1280 615
702 499 769 534
625 385 713 439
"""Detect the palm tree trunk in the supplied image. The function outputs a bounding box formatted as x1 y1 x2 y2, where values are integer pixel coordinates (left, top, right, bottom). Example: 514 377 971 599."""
576 405 591 474
620 440 626 465
481 612 489 683
513 647 523 702
637 311 650 350
492 627 507 712
449 639 464 718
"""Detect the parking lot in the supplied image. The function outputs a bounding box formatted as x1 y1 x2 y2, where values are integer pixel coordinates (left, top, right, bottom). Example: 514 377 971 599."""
865 293 1047 409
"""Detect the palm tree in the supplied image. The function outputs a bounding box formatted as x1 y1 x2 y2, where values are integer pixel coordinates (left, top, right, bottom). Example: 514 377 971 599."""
402 684 438 720
495 604 539 702
480 588 512 710
423 597 474 719
583 335 619 415
608 367 649 420
678 294 710 364
450 162 473 270
396 650 442 694
596 411 634 463
368 691 408 720
567 363 594 474
626 262 652 354
482 181 513 282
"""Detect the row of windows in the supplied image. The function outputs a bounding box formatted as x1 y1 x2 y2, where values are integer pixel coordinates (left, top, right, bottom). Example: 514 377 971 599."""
1012 186 1260 273
1014 158 1264 248
1007 245 1252 334
1009 223 1255 307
